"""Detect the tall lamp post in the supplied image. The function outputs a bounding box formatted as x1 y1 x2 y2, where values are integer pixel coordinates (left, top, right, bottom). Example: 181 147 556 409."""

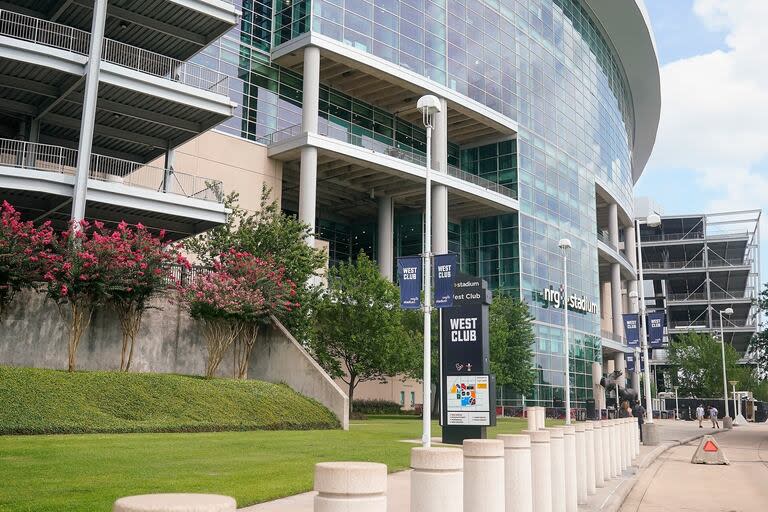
559 238 572 424
673 385 679 420
729 380 738 422
635 213 661 443
719 307 734 419
417 95 441 448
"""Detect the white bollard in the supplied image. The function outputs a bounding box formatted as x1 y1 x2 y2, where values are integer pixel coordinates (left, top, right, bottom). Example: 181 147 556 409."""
528 407 538 431
618 419 627 472
463 439 505 512
524 429 552 512
616 420 624 475
537 407 546 429
602 420 612 480
410 447 463 512
563 426 577 512
634 420 640 458
623 419 631 469
545 427 566 512
314 462 387 512
113 494 236 512
574 424 587 504
499 434 533 512
584 422 596 495
608 420 618 478
593 421 605 488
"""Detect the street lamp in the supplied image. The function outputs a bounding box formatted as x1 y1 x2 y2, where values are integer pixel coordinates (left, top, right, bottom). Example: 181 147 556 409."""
729 380 738 421
673 385 679 420
719 307 734 419
633 344 642 403
635 213 661 429
559 238 572 425
417 95 441 448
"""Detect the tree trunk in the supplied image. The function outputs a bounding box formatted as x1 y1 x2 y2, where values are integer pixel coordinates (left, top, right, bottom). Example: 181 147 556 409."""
66 300 93 372
234 323 259 380
348 377 356 416
117 302 142 372
202 318 241 378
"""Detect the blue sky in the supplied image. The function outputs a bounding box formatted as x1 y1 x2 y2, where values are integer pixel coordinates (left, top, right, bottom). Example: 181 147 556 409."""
635 0 768 278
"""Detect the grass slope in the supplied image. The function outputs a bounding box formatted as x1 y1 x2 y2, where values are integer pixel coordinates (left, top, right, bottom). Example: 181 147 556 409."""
0 366 339 434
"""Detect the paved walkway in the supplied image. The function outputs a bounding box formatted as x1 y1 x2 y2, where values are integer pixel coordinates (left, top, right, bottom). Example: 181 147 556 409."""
620 422 768 512
238 420 725 512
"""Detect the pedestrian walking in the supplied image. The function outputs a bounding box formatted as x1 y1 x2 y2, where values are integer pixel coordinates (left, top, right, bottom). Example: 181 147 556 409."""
696 404 705 428
710 405 719 428
633 401 645 442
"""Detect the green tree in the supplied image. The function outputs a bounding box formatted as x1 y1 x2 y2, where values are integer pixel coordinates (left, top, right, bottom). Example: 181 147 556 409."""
666 331 740 397
309 253 421 414
489 295 536 397
185 186 326 341
746 283 768 374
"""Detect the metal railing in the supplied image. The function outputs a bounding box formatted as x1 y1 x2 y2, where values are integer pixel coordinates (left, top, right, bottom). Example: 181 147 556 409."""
668 321 709 329
641 232 705 242
667 292 708 302
643 260 705 270
0 138 223 203
601 329 625 344
597 230 616 249
0 10 228 95
708 258 751 268
446 165 517 200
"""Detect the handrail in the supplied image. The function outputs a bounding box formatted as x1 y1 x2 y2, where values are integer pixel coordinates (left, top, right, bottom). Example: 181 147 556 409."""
643 260 705 269
0 9 228 95
0 138 223 203
446 165 517 200
641 232 705 242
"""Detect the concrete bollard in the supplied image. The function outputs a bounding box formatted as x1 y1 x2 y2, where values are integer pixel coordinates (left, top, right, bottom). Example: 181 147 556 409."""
603 421 613 479
633 420 640 458
524 429 552 512
463 439 505 512
113 494 236 512
593 421 605 488
537 407 546 429
527 407 538 431
499 434 533 512
609 420 619 477
624 419 631 468
619 419 627 471
584 422 596 496
410 447 463 512
314 462 387 512
563 426 577 512
574 424 587 504
545 427 566 512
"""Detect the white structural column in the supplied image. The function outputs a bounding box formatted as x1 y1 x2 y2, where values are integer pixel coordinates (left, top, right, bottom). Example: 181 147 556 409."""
593 421 605 487
614 352 626 392
314 462 387 512
378 195 394 280
463 440 505 512
585 422 596 495
431 97 449 255
71 0 108 224
611 263 623 336
546 427 566 512
563 426 577 512
574 424 587 504
525 429 552 512
499 434 533 512
625 225 639 305
592 362 605 412
298 46 321 246
410 447 463 512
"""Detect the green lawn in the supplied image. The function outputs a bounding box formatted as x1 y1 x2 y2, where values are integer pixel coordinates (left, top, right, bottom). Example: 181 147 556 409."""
0 416 559 511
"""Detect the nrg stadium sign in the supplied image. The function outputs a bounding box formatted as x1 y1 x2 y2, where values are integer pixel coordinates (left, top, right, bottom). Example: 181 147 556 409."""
537 284 599 315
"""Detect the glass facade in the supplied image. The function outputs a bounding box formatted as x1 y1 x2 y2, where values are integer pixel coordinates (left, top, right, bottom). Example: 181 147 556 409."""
193 0 639 407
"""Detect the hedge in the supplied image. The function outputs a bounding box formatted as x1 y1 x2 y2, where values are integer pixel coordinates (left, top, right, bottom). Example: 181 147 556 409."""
352 399 403 414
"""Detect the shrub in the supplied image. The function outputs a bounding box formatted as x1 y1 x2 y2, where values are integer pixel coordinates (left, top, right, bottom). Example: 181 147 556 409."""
352 399 403 415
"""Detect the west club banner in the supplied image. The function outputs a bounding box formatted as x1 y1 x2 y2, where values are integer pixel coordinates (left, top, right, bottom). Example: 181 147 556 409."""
397 256 422 309
647 312 665 347
627 352 645 372
622 314 640 347
434 253 458 309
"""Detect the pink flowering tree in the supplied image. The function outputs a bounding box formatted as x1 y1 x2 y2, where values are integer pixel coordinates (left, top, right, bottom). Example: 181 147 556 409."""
0 201 56 320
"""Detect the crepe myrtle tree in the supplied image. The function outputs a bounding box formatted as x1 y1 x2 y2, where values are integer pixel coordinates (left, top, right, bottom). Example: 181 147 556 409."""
309 253 421 415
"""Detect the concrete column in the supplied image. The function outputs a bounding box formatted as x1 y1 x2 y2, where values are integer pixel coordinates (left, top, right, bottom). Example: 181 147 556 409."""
537 407 546 429
431 97 449 255
601 421 611 480
499 434 533 512
614 353 626 390
71 0 108 225
302 46 320 133
562 426 577 512
527 407 538 431
611 263 623 336
524 430 552 512
593 421 605 488
113 494 236 512
298 147 318 246
314 462 387 512
632 370 641 398
608 203 619 248
298 45 321 247
463 440 505 512
545 427 566 512
378 195 394 280
592 363 604 413
410 447 463 512
574 424 587 504
584 422 597 495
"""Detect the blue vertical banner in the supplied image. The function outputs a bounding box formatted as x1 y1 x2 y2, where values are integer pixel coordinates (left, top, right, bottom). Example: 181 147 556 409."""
397 256 422 309
626 353 636 372
647 312 665 347
622 314 640 347
434 253 458 308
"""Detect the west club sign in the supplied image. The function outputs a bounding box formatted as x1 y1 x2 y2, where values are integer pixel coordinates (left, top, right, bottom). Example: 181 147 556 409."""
538 284 599 315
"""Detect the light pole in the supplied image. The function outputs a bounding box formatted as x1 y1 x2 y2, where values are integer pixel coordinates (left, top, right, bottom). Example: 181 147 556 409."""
673 385 679 420
633 345 642 403
719 307 734 419
635 213 660 425
559 238 572 424
729 380 738 421
417 95 441 448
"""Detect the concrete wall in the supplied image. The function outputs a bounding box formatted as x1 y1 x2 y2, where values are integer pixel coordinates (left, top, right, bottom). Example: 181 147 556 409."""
0 291 349 429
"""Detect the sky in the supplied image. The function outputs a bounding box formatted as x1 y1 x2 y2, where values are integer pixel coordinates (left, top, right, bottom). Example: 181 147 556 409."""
636 0 768 279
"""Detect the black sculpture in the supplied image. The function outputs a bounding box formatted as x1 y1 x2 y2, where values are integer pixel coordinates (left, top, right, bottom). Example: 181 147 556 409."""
600 370 638 403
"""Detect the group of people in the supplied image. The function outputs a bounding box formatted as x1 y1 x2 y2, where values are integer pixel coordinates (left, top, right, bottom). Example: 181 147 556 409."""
618 400 647 441
696 404 720 428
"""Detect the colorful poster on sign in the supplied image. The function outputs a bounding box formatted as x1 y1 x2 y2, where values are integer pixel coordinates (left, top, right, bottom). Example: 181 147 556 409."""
622 314 640 347
397 257 421 309
446 374 491 426
647 312 665 347
434 253 457 308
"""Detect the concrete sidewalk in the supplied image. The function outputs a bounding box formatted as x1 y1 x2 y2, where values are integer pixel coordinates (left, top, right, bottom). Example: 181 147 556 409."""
239 420 717 512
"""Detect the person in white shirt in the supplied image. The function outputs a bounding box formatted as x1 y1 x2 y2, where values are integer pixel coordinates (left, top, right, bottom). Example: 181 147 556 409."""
696 404 705 428
710 406 719 428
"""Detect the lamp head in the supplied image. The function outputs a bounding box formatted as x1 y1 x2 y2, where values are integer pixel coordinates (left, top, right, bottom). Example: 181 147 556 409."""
558 238 572 250
417 95 441 115
729 380 738 387
724 307 734 315
646 213 661 228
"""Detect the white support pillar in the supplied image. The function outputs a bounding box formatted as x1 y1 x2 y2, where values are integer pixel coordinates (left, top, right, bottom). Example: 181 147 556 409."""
431 97 448 255
524 430 552 512
608 203 619 248
299 147 318 246
614 353 626 391
302 46 320 134
592 362 605 413
545 427 566 512
625 225 638 309
574 424 587 504
378 195 394 280
71 0 108 225
585 422 597 495
499 435 533 512
593 421 605 488
298 46 321 247
563 426 577 512
611 263 623 336
314 462 387 512
463 440 505 512
410 447 463 512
